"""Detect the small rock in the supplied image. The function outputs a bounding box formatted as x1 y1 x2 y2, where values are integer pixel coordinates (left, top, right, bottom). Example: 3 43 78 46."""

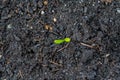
43 1 48 6
30 26 33 29
52 10 54 13
0 55 2 59
53 17 57 22
7 24 12 29
41 10 45 15
117 8 120 13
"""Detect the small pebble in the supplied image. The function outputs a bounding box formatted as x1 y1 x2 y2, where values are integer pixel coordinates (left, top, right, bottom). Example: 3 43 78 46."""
80 23 83 25
7 24 12 29
52 10 54 13
92 2 95 6
0 55 2 59
105 54 110 57
98 0 101 3
64 4 66 7
43 0 48 5
117 8 120 13
30 26 33 29
53 17 57 22
41 10 45 15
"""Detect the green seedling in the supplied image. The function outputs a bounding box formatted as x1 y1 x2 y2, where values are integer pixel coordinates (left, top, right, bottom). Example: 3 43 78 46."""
54 37 71 44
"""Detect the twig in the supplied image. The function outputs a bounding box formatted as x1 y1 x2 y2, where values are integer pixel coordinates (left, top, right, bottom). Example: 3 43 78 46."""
42 64 48 67
52 69 60 72
51 47 58 56
80 42 93 48
19 70 23 78
57 43 69 52
49 60 62 67
80 42 100 51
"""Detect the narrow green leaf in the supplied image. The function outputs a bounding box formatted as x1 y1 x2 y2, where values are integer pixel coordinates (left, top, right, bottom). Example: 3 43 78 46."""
64 38 71 42
54 39 65 44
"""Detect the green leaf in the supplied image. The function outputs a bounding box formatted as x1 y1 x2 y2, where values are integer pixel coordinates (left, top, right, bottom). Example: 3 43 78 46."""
54 39 65 44
64 38 71 42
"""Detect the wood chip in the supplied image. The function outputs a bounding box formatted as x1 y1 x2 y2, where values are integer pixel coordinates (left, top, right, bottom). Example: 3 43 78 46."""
49 60 62 67
43 0 48 5
44 24 52 31
101 0 112 4
80 42 93 48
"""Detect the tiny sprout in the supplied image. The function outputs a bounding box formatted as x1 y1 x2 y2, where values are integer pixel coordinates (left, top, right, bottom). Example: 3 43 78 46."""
54 37 71 44
54 39 64 44
64 37 71 42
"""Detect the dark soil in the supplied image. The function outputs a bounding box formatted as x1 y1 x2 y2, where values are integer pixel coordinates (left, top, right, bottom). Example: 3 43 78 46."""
0 0 120 80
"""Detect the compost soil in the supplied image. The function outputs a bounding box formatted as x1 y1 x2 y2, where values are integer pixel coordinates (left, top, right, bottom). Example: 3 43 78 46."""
0 0 120 80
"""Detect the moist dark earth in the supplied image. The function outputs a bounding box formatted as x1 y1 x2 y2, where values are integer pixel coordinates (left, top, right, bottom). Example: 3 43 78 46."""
0 0 120 80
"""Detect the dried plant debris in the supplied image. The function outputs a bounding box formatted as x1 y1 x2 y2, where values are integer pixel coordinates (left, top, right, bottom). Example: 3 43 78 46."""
44 24 53 31
101 0 112 4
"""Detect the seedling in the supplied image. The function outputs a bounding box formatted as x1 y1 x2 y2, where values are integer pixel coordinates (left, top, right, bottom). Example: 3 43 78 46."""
54 37 71 44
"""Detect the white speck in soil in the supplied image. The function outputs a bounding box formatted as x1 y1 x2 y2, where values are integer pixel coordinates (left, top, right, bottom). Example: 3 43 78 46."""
98 0 100 3
41 10 45 15
44 72 47 75
84 16 88 19
63 70 66 73
79 0 84 3
53 17 57 22
66 72 68 75
0 55 2 59
26 24 29 27
64 4 66 7
80 23 83 25
52 10 54 13
106 54 110 57
117 8 120 13
30 26 33 29
7 24 12 29
92 2 95 6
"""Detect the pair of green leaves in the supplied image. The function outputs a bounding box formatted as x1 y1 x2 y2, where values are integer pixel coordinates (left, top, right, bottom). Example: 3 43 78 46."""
54 37 71 44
